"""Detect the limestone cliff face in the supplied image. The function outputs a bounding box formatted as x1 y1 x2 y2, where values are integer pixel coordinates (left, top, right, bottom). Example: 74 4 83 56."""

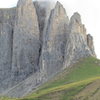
12 0 40 83
64 12 95 67
40 1 69 76
87 34 96 56
0 8 16 92
0 0 96 97
34 1 55 42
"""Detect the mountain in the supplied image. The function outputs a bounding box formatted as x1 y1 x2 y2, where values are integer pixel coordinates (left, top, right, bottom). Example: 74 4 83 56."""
0 0 96 98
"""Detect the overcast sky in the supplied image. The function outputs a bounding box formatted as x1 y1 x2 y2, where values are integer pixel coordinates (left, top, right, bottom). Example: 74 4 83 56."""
0 0 100 59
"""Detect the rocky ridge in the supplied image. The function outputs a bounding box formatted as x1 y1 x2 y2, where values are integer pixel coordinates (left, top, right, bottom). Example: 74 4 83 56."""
0 0 96 97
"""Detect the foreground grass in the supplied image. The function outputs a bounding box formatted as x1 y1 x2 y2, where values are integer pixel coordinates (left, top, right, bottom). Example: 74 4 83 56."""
1 78 100 100
0 97 18 100
75 79 100 100
24 76 100 100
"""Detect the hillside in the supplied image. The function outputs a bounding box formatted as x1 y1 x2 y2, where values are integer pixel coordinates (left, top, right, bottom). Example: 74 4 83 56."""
0 57 100 100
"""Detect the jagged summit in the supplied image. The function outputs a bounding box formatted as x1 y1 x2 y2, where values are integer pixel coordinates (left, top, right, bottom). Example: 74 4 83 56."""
69 12 86 34
34 0 55 43
54 1 67 18
56 1 63 7
70 12 82 24
0 0 96 97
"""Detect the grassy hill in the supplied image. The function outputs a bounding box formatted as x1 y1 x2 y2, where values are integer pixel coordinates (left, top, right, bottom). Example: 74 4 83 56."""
0 57 100 100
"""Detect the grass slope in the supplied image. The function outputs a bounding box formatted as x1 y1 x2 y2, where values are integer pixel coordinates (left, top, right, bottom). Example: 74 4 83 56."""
0 57 100 100
75 79 100 100
38 57 100 90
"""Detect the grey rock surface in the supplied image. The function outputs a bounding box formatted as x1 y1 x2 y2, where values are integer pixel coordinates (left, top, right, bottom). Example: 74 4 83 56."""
87 34 96 57
34 1 55 43
11 0 40 83
0 8 16 93
64 12 95 67
0 0 96 97
2 71 46 97
40 1 69 76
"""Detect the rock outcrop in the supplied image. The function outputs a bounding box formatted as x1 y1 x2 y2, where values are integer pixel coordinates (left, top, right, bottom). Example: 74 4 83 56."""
0 0 96 97
34 1 55 41
40 1 69 76
0 8 16 93
87 34 96 56
11 0 40 84
64 12 95 67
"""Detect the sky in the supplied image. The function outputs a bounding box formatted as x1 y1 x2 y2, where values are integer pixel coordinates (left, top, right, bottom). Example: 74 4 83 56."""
0 0 100 59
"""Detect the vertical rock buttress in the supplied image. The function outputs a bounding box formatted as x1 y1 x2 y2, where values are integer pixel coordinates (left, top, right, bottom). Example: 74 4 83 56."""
11 0 40 82
40 1 69 76
0 8 16 93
